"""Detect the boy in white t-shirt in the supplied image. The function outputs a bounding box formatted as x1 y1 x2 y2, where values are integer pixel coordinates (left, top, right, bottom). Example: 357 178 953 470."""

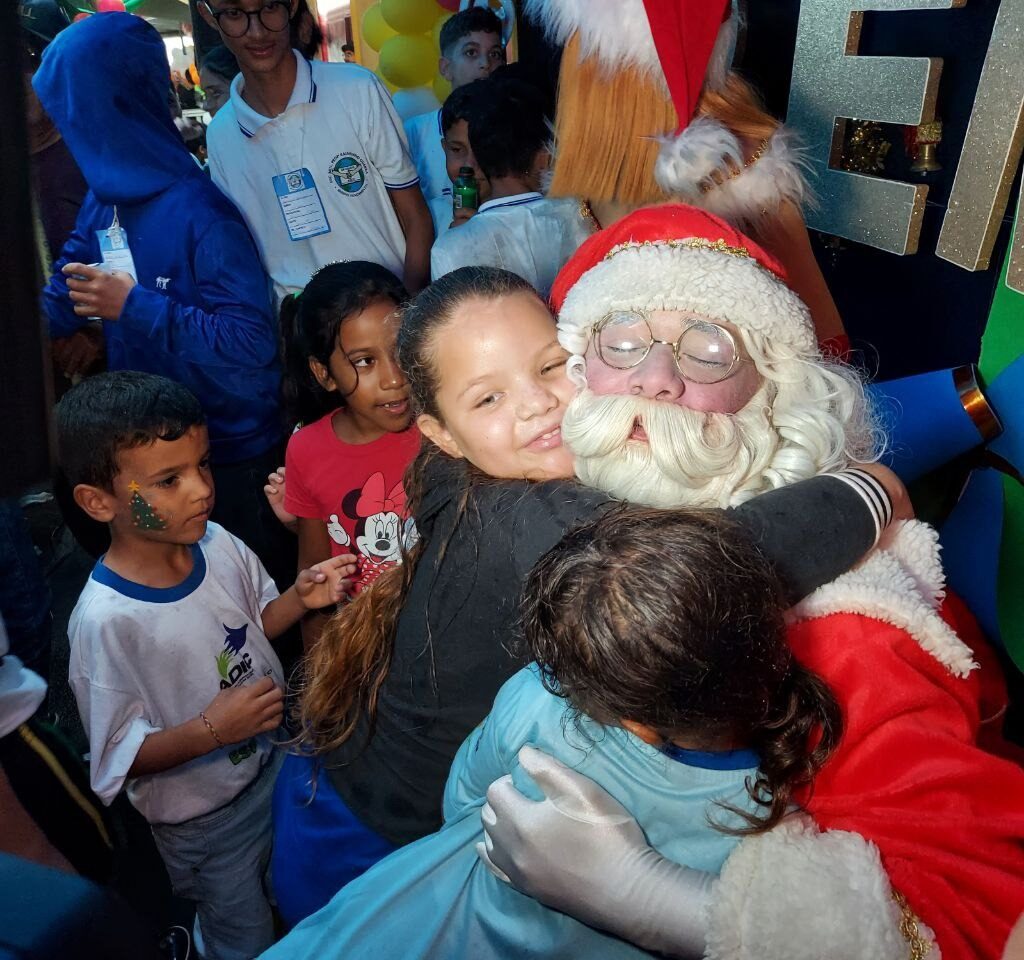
59 372 355 960
430 79 596 296
202 0 433 304
404 6 506 211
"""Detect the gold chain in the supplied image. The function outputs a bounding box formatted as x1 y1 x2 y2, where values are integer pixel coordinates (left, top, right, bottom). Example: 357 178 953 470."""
699 136 772 194
602 237 752 262
892 890 933 960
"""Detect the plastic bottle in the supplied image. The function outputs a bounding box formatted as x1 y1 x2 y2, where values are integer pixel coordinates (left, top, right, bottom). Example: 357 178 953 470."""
453 166 479 214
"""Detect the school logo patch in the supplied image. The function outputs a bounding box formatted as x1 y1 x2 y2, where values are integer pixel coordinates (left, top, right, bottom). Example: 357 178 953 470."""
328 152 368 197
215 623 254 690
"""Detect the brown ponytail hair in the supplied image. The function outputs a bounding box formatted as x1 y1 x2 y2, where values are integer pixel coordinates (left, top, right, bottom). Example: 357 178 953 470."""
295 267 539 756
523 506 842 834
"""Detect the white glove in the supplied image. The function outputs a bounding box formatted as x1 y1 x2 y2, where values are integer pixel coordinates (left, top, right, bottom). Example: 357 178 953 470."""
477 745 714 959
327 514 350 547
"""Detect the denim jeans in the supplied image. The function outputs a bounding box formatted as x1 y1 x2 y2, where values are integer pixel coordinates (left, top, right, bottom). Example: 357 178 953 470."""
151 750 283 960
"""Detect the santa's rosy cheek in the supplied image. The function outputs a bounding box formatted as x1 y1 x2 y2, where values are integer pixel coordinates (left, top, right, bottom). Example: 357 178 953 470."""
582 357 633 396
676 365 762 414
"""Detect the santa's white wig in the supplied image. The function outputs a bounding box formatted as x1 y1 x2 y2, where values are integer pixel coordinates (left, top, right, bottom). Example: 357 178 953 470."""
562 330 882 510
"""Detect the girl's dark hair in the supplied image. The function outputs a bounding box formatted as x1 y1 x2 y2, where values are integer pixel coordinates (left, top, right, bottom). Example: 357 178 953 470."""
281 261 408 426
523 506 843 835
296 266 538 753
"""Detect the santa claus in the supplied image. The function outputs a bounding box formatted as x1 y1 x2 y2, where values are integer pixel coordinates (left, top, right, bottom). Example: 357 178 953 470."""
479 205 1024 959
523 0 1009 503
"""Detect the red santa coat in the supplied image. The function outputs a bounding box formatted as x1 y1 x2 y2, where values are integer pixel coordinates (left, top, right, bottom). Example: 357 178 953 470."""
786 522 1024 959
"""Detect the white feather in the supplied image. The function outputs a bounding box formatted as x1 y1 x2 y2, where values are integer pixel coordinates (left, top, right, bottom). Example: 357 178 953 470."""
654 116 744 200
524 0 738 88
656 123 812 230
705 13 739 91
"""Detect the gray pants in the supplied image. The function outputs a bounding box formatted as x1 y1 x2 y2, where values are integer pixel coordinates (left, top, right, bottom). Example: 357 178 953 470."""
152 751 283 960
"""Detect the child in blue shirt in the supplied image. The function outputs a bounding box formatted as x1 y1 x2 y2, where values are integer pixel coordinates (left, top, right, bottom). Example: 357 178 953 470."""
59 372 354 960
262 506 841 960
34 14 288 575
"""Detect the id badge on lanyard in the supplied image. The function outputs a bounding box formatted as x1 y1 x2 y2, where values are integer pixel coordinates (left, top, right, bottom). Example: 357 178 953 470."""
96 207 138 280
273 168 331 241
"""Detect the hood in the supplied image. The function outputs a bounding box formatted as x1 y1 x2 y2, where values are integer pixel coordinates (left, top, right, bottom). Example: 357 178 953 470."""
33 13 196 204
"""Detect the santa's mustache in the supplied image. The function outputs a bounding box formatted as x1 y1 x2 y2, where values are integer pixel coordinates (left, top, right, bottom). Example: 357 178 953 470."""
561 387 780 508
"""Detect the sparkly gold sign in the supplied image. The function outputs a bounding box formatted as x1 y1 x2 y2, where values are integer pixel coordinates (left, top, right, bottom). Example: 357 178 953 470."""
787 0 960 256
936 0 1024 293
787 0 1024 287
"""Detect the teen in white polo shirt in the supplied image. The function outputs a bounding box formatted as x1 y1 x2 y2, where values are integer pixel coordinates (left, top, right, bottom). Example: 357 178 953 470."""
202 0 432 303
403 7 505 211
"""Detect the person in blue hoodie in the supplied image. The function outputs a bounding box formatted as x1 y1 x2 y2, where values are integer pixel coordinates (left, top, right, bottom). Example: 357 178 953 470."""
34 13 291 582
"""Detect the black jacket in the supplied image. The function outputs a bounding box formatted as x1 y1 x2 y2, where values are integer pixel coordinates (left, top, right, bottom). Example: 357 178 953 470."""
327 457 881 846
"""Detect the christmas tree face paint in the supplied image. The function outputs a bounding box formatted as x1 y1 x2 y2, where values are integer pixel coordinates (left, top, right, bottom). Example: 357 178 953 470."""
127 481 169 531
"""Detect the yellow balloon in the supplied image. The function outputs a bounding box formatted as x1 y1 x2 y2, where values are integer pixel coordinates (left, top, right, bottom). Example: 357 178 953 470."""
431 11 452 51
362 3 398 53
377 72 400 94
381 0 437 35
378 33 437 90
432 73 452 104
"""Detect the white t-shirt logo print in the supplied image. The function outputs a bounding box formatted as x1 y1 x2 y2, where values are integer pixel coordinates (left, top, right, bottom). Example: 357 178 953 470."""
329 152 368 196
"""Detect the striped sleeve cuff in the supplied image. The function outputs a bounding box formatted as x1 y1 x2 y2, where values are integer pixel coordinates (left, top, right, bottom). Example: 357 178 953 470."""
828 469 894 546
385 176 421 190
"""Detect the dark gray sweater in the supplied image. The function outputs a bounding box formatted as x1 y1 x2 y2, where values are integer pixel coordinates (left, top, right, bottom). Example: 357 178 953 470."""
327 458 885 846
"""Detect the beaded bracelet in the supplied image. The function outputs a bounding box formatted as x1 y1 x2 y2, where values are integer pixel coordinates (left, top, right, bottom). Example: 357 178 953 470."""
199 711 224 748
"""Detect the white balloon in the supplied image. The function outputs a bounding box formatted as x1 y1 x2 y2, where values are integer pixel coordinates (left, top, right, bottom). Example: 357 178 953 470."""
391 86 441 121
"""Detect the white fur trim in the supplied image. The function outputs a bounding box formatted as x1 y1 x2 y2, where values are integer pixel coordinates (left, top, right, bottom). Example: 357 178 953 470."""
523 0 736 93
654 117 745 201
556 242 816 358
656 124 811 229
708 815 938 960
522 0 663 78
791 520 978 679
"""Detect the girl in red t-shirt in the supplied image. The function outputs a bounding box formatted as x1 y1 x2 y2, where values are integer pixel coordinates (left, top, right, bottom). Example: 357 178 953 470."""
281 262 421 649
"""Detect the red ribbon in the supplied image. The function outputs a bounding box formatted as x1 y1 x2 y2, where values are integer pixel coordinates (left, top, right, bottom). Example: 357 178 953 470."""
356 472 407 518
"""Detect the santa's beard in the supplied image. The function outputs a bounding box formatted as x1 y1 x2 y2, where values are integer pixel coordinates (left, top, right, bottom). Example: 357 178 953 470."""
562 386 788 508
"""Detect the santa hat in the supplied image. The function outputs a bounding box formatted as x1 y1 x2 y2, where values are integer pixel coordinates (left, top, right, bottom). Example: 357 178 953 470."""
552 205 817 372
523 0 805 216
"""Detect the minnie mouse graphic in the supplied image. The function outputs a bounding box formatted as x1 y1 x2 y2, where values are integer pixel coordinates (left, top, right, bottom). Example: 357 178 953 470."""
341 472 407 591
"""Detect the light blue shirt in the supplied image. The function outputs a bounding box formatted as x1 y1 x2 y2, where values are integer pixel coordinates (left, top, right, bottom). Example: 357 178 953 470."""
262 666 760 959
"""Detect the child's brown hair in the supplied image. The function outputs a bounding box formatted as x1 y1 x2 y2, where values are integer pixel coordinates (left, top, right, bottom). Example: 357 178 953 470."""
523 505 842 833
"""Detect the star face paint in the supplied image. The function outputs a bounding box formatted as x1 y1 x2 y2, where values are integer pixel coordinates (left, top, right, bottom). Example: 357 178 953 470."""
127 480 169 531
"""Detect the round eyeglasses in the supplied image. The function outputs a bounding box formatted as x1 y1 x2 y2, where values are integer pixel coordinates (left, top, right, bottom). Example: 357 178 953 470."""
593 310 749 385
204 0 290 38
